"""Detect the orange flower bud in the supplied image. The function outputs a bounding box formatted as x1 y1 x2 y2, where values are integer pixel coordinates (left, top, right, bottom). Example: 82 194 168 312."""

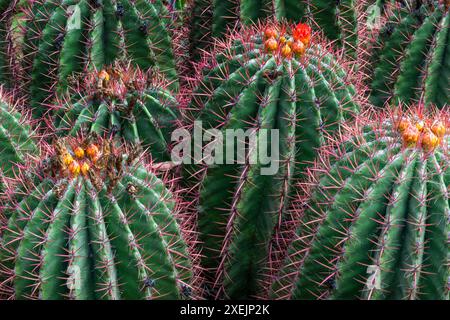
74 147 85 159
81 162 90 176
69 160 81 176
292 40 306 56
293 23 311 46
415 120 425 132
281 44 292 58
265 37 278 52
431 121 446 138
397 118 411 133
98 70 110 81
422 130 439 152
402 127 419 147
86 144 100 159
264 27 278 39
63 154 74 167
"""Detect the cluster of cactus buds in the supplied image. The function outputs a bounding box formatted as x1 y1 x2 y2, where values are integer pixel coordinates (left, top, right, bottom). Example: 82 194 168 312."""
58 141 100 178
45 135 138 194
396 113 447 152
264 23 312 58
0 136 197 300
1 0 448 302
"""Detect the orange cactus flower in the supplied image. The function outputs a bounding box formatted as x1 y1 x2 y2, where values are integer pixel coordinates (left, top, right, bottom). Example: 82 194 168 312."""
397 118 411 133
63 154 74 166
415 120 425 132
293 23 311 46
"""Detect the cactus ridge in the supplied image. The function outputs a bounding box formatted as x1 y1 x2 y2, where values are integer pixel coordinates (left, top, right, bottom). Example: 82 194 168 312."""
54 63 180 162
1 0 179 118
0 137 196 300
184 22 364 299
369 2 449 109
270 107 450 300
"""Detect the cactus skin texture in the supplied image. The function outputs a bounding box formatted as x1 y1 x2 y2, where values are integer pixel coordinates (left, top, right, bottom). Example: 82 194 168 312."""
54 64 180 162
188 0 360 63
186 23 362 300
369 2 449 109
1 0 178 118
271 107 450 300
0 89 38 193
0 0 16 87
0 136 195 300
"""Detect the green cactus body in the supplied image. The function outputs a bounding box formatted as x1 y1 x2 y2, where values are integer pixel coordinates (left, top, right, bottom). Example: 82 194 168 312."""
187 24 361 299
370 3 449 108
54 67 180 162
0 139 193 300
0 91 37 193
0 0 14 87
188 0 359 63
2 0 178 118
271 112 449 300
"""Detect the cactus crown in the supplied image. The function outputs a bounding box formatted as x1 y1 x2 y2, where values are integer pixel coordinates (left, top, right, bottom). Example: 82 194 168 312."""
187 0 361 64
270 105 450 300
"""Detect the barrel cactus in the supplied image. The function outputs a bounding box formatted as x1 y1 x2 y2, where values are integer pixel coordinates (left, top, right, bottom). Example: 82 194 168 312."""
369 1 449 108
0 88 38 194
0 0 179 118
54 63 180 162
185 23 363 299
0 136 196 300
188 0 361 63
271 106 449 300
